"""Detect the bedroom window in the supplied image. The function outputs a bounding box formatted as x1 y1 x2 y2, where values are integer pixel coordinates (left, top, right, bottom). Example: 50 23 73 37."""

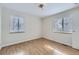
54 17 72 33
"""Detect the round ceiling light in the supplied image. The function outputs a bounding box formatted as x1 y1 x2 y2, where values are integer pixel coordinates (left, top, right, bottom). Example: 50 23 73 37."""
38 4 44 8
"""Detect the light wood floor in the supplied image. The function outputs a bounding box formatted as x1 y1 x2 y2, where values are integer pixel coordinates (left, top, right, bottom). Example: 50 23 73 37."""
0 38 79 55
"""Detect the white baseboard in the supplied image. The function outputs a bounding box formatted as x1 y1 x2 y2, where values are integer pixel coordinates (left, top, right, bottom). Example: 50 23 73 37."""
2 36 41 48
1 35 71 48
43 35 72 46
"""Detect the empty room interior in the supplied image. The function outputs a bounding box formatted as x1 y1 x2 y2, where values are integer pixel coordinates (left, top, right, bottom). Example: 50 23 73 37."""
0 3 79 55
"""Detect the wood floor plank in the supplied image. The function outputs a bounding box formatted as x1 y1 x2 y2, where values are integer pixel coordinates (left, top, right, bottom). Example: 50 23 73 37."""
0 38 79 55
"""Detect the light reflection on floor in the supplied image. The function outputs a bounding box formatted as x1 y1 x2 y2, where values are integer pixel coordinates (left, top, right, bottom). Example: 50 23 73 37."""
15 52 25 55
44 44 66 55
13 50 30 55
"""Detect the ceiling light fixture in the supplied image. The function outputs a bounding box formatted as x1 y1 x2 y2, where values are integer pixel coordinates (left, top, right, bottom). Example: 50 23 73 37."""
38 4 44 9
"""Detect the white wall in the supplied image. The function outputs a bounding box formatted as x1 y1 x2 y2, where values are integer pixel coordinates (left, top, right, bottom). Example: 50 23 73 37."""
42 8 79 46
43 7 79 48
71 8 79 49
1 7 42 47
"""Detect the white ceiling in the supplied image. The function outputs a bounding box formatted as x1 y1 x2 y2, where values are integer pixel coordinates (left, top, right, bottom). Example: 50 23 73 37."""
1 3 79 17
